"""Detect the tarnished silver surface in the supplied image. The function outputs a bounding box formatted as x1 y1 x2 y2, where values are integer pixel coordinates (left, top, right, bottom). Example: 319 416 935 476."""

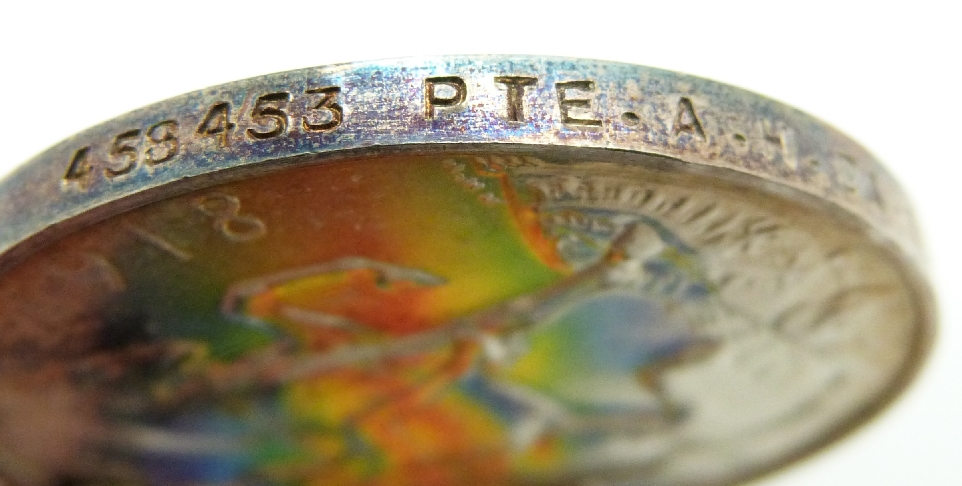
0 56 922 270
0 56 934 486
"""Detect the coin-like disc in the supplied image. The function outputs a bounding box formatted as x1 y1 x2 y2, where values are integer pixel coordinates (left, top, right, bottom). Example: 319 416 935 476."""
0 57 932 486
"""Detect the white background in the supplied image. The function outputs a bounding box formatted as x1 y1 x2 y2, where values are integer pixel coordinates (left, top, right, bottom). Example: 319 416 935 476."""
0 1 958 484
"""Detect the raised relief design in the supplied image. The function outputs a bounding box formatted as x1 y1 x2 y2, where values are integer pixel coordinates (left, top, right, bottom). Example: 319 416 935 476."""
1 153 915 486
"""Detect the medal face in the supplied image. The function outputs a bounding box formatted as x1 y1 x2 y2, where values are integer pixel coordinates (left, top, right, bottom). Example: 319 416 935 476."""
0 150 920 486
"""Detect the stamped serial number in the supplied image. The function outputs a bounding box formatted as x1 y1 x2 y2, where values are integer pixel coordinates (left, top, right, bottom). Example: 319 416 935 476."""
63 87 342 186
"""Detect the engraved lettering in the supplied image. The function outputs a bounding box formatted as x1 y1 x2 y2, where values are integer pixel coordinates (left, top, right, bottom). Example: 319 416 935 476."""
833 153 860 195
424 76 467 119
196 101 236 147
303 86 343 132
63 146 94 184
672 97 705 139
556 81 602 126
494 76 537 122
248 92 291 140
194 193 267 243
106 129 142 178
145 120 180 165
802 158 834 190
832 153 882 205
762 120 798 170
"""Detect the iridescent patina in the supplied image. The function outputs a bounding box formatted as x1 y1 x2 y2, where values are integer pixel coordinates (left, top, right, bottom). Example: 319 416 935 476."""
0 57 934 486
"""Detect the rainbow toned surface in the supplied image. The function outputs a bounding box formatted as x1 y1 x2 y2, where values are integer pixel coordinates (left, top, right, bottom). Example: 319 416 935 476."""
0 153 712 485
0 55 931 486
